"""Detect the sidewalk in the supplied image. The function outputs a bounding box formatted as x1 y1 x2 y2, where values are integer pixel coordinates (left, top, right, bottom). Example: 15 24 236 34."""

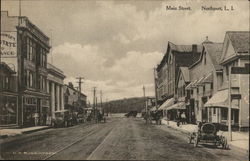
161 119 249 153
0 126 51 138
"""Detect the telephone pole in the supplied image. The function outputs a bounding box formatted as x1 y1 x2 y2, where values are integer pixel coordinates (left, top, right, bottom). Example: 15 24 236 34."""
93 87 97 121
100 90 103 114
154 67 158 109
143 85 148 113
76 77 84 110
76 77 84 93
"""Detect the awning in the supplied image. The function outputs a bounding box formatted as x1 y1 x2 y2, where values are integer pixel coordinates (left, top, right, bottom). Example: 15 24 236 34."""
204 89 239 109
195 76 205 86
150 106 157 111
185 79 199 90
202 73 213 83
167 102 186 110
158 98 175 110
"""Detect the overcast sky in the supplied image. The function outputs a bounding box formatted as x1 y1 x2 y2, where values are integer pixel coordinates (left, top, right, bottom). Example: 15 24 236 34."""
2 0 249 103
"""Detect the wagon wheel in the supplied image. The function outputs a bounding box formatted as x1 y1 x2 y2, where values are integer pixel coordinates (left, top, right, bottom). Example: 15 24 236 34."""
193 135 198 147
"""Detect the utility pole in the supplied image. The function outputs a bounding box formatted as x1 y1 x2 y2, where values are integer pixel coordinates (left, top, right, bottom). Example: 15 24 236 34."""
100 90 103 114
76 77 84 94
143 85 148 124
19 0 22 17
76 77 84 111
154 67 158 109
93 87 96 121
228 66 232 141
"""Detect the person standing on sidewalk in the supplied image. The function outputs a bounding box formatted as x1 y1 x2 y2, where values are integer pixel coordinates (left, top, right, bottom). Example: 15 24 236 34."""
181 112 186 125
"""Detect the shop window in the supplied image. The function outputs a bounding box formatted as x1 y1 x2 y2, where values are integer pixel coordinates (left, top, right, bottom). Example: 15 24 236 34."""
221 108 227 120
0 96 18 125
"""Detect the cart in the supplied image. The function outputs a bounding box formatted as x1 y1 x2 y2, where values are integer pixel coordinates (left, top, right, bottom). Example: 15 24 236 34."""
188 123 229 149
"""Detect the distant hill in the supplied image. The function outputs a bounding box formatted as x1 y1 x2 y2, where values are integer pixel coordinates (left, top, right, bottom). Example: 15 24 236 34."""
98 97 147 113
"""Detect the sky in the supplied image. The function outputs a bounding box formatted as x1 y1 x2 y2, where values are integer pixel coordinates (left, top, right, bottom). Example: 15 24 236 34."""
2 0 249 103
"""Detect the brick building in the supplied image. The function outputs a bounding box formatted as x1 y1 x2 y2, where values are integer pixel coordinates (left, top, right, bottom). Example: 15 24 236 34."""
1 11 51 126
157 42 202 113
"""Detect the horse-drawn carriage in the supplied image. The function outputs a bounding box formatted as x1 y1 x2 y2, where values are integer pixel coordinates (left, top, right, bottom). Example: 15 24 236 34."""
188 123 229 149
143 110 162 125
96 110 106 123
125 111 138 118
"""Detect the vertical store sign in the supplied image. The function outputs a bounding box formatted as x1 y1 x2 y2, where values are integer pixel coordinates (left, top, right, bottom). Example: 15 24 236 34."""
0 32 17 57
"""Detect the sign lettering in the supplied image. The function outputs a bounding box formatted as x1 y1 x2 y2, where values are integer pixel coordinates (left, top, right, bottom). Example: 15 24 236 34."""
0 32 17 57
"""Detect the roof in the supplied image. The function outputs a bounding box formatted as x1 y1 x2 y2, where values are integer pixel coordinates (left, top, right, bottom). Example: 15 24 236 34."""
227 31 249 53
203 43 223 70
179 67 190 82
169 42 203 53
157 42 202 71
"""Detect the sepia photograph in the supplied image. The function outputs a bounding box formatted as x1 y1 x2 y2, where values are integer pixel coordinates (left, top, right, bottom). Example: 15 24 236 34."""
0 0 249 160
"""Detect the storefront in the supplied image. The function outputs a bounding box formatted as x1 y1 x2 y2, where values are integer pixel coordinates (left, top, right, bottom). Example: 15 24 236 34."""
22 95 50 127
166 102 186 121
204 89 240 127
0 94 18 125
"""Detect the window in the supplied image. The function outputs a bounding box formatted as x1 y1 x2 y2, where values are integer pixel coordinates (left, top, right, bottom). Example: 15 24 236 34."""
203 85 205 93
213 108 216 115
221 108 228 120
29 72 33 88
191 89 193 95
24 70 35 88
197 88 199 94
211 83 213 89
26 37 36 62
37 74 41 90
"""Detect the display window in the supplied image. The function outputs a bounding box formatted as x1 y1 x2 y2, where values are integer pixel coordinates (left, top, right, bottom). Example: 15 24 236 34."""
0 95 18 125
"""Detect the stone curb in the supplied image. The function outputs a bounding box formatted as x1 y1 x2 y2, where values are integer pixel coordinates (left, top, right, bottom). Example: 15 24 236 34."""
0 126 51 139
163 123 249 154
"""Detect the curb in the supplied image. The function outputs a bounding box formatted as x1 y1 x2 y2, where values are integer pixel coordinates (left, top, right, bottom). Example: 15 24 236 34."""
22 126 51 134
229 143 249 154
0 135 8 139
163 123 249 154
0 126 51 139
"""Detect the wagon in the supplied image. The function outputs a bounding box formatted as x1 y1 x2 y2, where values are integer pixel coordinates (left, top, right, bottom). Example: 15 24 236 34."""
188 123 229 149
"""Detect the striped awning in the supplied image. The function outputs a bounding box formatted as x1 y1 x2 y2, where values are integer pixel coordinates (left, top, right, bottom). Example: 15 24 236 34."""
150 106 157 111
167 102 186 110
158 98 175 110
204 89 239 109
202 73 213 83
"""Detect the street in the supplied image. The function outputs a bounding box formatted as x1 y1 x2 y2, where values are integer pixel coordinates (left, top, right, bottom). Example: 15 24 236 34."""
0 117 248 161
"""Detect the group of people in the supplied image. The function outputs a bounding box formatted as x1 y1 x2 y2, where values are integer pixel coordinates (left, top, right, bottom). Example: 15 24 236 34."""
177 111 186 127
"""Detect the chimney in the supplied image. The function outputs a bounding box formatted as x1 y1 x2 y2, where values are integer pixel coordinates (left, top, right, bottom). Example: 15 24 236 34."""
192 44 197 53
68 82 74 88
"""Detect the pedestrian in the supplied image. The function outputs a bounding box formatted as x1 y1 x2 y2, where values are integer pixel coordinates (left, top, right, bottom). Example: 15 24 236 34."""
181 112 186 124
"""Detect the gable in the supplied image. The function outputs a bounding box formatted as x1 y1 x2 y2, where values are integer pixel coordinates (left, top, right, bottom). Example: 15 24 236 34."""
223 39 236 62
